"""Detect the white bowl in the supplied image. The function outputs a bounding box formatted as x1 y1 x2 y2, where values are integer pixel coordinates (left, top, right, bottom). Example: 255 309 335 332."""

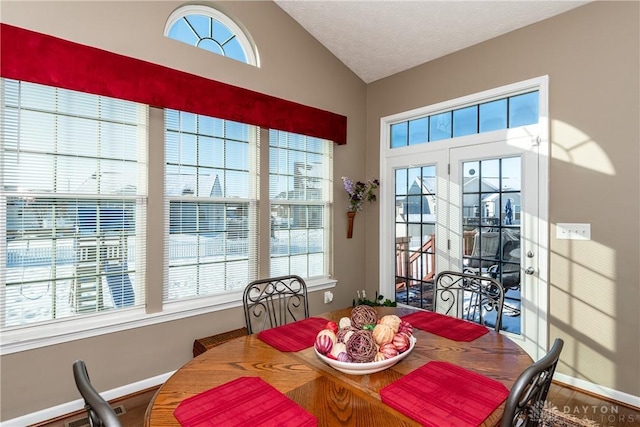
315 336 416 375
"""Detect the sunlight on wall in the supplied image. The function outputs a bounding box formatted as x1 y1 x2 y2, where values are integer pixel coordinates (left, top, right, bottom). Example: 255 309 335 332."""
551 120 615 175
551 237 616 349
562 340 616 384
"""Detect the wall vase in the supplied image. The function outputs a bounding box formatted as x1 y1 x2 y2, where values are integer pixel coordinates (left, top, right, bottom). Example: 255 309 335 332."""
347 211 356 238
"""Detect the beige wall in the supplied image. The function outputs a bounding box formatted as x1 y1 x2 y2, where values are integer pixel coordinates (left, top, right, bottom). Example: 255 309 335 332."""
0 1 369 420
366 1 639 398
1 0 639 421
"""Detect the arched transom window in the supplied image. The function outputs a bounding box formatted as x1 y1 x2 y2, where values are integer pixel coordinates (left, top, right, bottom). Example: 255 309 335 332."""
164 5 259 66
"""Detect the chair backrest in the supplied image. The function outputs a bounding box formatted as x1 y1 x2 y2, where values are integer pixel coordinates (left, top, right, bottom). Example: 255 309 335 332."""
501 338 564 427
495 229 521 290
467 231 501 269
243 275 309 334
433 270 505 331
72 360 123 427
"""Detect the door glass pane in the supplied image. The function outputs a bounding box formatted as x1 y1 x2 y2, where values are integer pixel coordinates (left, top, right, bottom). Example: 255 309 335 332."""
395 169 408 195
479 99 507 132
453 105 478 137
390 122 408 148
395 165 436 309
509 92 539 128
408 117 429 146
462 157 522 334
429 112 452 142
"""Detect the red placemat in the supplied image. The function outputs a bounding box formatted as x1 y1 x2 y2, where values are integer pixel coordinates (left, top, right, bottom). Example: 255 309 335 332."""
401 311 489 341
174 376 317 427
380 361 509 427
257 317 328 352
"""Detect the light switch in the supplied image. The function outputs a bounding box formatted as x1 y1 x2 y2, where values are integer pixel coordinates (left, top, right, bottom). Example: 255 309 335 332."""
556 223 591 240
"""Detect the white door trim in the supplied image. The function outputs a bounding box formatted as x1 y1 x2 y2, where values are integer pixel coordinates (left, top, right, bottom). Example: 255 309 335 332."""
379 76 549 360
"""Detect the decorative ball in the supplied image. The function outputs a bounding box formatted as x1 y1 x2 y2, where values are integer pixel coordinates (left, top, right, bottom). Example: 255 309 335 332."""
379 314 402 333
317 329 337 345
372 324 395 346
315 334 334 354
338 317 352 329
392 332 411 353
336 352 351 362
337 326 357 344
350 305 378 329
346 329 377 363
379 342 399 359
398 320 413 336
330 342 347 359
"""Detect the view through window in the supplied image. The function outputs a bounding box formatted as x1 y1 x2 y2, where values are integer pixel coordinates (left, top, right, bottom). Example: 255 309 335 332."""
1 80 333 332
1 79 148 327
269 130 332 278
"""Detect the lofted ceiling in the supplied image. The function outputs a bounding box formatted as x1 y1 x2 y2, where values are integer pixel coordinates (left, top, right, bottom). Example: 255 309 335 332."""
274 0 592 83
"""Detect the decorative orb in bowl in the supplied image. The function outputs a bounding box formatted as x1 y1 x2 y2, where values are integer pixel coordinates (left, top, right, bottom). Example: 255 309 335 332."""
315 336 417 375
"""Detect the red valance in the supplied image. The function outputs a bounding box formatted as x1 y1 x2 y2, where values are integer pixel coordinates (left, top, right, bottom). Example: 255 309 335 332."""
0 23 347 145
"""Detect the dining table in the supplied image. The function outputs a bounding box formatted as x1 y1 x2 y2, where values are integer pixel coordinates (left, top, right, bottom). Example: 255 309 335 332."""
144 305 533 427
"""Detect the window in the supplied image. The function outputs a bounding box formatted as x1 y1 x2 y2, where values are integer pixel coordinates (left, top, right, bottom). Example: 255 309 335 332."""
0 22 341 352
0 82 335 341
390 91 539 148
394 166 437 306
269 130 332 278
164 110 258 302
164 118 333 302
0 79 148 328
164 5 259 66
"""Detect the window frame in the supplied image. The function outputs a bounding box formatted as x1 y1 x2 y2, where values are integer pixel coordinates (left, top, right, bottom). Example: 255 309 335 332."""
0 79 150 353
162 109 260 304
268 130 334 279
164 4 260 67
0 85 336 356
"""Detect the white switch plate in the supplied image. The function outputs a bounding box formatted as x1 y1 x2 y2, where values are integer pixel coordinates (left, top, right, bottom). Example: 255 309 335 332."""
557 223 591 240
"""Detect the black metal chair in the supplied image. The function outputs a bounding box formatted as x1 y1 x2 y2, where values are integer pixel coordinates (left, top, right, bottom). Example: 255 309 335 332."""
433 270 505 331
501 338 564 427
242 275 309 334
488 237 521 291
72 360 123 427
465 228 521 292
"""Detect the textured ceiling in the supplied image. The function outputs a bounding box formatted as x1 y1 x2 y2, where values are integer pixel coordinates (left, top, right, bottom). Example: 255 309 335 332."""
274 0 591 83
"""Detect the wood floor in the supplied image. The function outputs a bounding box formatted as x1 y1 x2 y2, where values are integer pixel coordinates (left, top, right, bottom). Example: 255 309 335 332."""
33 382 639 427
545 383 639 427
31 388 157 427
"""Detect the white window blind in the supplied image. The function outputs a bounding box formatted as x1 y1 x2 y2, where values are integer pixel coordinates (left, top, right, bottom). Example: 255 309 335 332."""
269 130 332 278
0 79 148 329
164 110 258 301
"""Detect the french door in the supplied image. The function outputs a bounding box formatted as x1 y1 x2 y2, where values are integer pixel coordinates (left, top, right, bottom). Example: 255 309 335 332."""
449 135 546 359
380 77 549 359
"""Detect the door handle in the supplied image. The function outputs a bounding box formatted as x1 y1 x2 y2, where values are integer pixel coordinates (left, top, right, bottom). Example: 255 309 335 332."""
525 267 535 275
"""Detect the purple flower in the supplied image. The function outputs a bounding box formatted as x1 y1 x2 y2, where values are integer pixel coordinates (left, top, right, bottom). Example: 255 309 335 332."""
342 176 380 212
342 176 356 196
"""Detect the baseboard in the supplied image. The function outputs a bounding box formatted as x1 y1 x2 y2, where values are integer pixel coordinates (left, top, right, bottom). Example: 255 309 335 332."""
6 370 637 426
1 371 174 427
554 372 640 409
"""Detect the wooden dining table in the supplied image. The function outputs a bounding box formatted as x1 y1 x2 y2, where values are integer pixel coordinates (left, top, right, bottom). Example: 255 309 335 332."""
145 306 533 426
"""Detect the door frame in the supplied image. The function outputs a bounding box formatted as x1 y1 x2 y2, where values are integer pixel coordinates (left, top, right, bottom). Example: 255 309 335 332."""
379 76 549 360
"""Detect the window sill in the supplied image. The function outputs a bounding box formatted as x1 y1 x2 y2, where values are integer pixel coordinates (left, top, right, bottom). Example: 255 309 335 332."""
0 277 337 355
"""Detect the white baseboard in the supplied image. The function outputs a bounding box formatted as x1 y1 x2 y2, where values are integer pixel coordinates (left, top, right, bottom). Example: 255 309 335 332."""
0 371 174 427
3 370 638 426
554 372 640 409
